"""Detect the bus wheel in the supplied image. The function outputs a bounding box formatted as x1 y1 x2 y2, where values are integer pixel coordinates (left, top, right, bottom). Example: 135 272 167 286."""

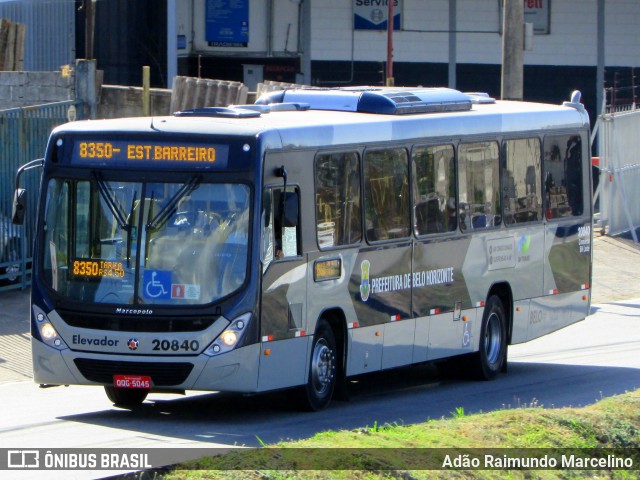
472 295 507 380
104 386 148 407
302 320 337 411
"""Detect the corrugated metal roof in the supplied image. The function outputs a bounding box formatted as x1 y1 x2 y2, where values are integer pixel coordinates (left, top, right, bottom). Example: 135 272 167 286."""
0 0 75 71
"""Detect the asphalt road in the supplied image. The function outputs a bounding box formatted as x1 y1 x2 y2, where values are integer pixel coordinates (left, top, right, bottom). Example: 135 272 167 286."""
1 299 640 479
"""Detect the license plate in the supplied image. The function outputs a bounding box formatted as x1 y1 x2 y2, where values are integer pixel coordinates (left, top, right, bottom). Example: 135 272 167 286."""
113 375 152 389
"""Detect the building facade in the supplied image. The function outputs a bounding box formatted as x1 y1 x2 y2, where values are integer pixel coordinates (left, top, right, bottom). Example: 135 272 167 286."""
174 0 639 120
1 0 637 121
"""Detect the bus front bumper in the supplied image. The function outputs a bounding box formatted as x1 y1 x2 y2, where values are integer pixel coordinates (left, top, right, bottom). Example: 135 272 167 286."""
31 338 261 393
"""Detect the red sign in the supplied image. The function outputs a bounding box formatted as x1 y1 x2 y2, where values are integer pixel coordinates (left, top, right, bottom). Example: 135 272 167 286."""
172 284 185 299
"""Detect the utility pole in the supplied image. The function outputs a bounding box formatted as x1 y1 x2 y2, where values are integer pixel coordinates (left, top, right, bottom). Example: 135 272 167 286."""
501 0 523 100
448 0 457 89
84 0 95 59
386 0 394 86
167 0 177 88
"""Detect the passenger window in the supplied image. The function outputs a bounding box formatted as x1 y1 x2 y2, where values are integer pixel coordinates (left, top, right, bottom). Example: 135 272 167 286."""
543 135 583 219
364 148 410 241
458 141 501 231
412 144 457 235
315 152 362 249
503 138 542 225
263 186 300 271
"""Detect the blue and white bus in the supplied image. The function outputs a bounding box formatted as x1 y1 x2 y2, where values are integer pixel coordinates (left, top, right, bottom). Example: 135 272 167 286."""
13 87 592 410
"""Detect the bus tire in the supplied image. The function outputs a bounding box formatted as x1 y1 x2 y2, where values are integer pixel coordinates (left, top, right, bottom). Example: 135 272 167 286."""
104 386 148 407
301 320 337 411
471 294 507 380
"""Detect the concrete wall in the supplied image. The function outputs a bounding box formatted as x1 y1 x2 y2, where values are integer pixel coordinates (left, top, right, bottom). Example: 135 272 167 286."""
0 70 74 109
97 85 172 119
0 70 172 118
0 70 254 120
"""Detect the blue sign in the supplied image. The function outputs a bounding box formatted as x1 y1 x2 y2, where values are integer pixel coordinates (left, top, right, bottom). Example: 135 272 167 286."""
354 0 402 31
206 0 249 47
143 270 172 300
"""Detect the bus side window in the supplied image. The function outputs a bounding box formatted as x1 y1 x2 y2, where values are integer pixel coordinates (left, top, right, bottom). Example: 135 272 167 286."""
543 135 583 219
263 186 300 270
315 151 362 248
412 144 457 235
458 141 501 231
364 147 410 241
503 138 542 225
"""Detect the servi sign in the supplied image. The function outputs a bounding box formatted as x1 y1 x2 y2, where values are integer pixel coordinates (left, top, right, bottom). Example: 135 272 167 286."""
354 0 402 31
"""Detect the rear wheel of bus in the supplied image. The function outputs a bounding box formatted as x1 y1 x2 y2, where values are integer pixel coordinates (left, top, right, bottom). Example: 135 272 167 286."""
471 294 507 380
104 386 149 407
300 319 337 411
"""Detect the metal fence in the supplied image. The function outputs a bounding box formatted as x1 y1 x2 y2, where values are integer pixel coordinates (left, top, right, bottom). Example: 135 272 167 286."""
0 100 80 292
594 104 640 242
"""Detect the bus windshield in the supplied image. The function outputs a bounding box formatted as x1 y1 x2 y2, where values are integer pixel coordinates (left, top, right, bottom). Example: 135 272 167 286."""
42 176 250 306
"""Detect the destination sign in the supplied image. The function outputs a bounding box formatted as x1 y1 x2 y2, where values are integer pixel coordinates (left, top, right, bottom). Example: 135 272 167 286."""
72 259 125 279
72 140 229 168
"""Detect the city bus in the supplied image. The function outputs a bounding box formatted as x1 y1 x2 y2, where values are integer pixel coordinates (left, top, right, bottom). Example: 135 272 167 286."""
12 86 592 410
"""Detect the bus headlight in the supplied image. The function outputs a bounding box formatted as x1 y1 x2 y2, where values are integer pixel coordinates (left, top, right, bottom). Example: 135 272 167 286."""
33 306 68 351
220 330 238 347
205 312 251 357
41 323 57 340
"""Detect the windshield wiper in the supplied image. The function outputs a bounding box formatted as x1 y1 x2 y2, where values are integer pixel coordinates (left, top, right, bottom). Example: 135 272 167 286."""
93 172 129 230
125 191 137 267
146 175 202 232
93 172 138 267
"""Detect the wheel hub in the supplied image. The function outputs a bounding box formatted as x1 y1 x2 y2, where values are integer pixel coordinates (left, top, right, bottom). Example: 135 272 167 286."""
311 339 334 394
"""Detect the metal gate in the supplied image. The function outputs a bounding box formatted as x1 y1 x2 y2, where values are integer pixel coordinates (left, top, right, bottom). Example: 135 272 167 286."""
0 101 80 291
594 105 640 242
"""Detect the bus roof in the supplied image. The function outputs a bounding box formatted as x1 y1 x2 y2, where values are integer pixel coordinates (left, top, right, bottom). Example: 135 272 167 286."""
53 88 590 150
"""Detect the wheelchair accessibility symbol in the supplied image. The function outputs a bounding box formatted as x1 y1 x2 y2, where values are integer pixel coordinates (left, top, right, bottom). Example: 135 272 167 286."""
143 270 172 299
462 321 472 348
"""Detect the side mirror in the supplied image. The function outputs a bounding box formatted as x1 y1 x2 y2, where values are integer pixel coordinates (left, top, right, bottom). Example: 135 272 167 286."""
282 191 299 228
12 188 27 225
12 158 44 226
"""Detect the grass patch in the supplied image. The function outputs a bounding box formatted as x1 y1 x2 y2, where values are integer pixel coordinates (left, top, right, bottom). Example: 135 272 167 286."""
148 390 640 480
